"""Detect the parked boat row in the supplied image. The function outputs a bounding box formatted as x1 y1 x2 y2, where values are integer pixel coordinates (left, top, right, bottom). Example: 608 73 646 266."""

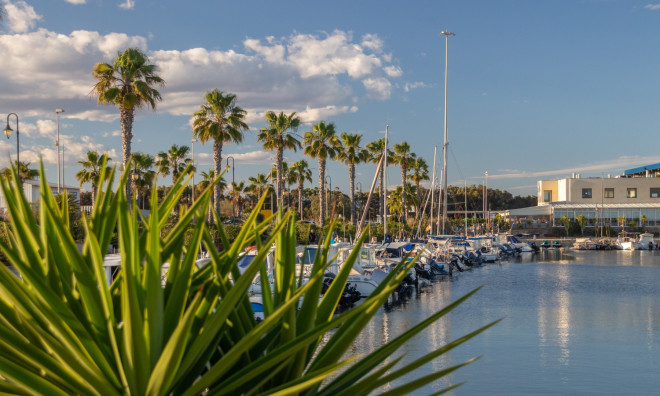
238 233 543 319
100 232 543 321
568 232 658 250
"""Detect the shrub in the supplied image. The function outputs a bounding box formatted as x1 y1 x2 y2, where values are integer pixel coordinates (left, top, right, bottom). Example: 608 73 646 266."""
0 162 495 395
296 222 313 244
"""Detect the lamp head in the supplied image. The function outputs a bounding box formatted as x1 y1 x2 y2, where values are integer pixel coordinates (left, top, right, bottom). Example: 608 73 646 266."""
55 109 65 114
4 124 12 139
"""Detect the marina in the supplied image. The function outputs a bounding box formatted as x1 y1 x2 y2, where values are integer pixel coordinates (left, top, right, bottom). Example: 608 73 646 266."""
347 249 660 395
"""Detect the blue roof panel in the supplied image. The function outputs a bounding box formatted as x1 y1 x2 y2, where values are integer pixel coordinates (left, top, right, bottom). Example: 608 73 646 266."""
624 163 660 175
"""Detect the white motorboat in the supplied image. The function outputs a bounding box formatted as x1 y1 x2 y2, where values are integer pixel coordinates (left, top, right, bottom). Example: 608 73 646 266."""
572 237 600 250
636 233 656 250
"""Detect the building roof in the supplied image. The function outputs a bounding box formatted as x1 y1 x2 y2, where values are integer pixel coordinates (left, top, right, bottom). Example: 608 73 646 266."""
22 179 80 191
550 202 660 209
507 206 552 216
624 163 660 176
508 202 660 216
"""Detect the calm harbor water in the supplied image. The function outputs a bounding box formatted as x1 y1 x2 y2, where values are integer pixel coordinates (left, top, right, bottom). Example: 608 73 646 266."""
348 249 660 395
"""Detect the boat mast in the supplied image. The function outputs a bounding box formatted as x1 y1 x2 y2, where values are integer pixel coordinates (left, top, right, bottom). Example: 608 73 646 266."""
601 172 604 238
430 145 437 235
464 179 468 236
437 169 443 233
441 29 454 235
357 153 385 237
383 124 389 242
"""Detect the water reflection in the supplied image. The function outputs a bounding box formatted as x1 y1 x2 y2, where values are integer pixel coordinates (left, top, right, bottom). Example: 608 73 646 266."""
342 250 660 395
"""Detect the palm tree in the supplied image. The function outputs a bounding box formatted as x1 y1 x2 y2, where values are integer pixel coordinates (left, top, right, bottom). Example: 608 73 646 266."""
270 161 290 211
192 90 248 216
388 183 417 239
258 111 301 205
131 152 155 209
198 170 227 195
1 161 39 184
155 144 193 184
91 48 164 198
303 121 341 227
247 173 273 213
198 169 227 219
336 132 368 226
247 173 271 200
228 181 246 217
366 138 387 225
289 159 312 219
75 152 112 204
391 141 412 224
410 155 430 214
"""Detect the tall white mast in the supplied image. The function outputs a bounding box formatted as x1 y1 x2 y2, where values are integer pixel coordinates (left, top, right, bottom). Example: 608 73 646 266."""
383 124 389 241
430 146 437 235
441 29 455 235
464 179 468 235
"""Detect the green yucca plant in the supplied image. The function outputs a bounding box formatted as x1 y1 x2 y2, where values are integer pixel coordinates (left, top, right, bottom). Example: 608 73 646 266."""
0 161 497 395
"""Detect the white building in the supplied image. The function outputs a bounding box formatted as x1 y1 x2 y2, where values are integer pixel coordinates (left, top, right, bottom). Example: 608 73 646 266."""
0 179 81 213
507 164 660 228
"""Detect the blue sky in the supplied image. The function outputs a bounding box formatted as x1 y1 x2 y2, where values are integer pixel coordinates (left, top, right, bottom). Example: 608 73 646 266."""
2 0 660 196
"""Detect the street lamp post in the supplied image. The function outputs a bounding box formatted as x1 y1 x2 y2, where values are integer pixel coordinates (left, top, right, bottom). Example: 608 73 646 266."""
4 113 19 177
226 156 235 217
61 143 65 188
55 109 64 193
325 175 331 220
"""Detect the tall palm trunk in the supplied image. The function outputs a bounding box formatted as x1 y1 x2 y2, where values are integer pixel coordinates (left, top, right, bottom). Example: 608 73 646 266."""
415 180 422 218
298 182 304 219
318 158 326 227
120 107 134 200
213 140 223 218
276 146 284 206
349 164 356 226
401 164 407 224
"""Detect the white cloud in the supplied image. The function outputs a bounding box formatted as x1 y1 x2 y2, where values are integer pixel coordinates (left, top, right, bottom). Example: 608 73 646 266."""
490 156 660 180
101 130 121 138
243 38 285 64
118 0 135 10
297 105 358 122
3 0 42 33
65 0 86 4
644 4 660 10
404 81 428 92
383 65 402 78
0 27 399 124
0 29 147 118
223 150 270 164
152 32 382 120
362 77 391 100
287 30 382 79
9 135 116 167
361 33 383 52
36 119 57 138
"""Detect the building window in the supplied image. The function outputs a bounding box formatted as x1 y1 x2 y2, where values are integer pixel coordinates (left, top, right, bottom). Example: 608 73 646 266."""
627 188 637 198
604 188 614 198
651 188 660 198
543 190 552 202
582 188 592 199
